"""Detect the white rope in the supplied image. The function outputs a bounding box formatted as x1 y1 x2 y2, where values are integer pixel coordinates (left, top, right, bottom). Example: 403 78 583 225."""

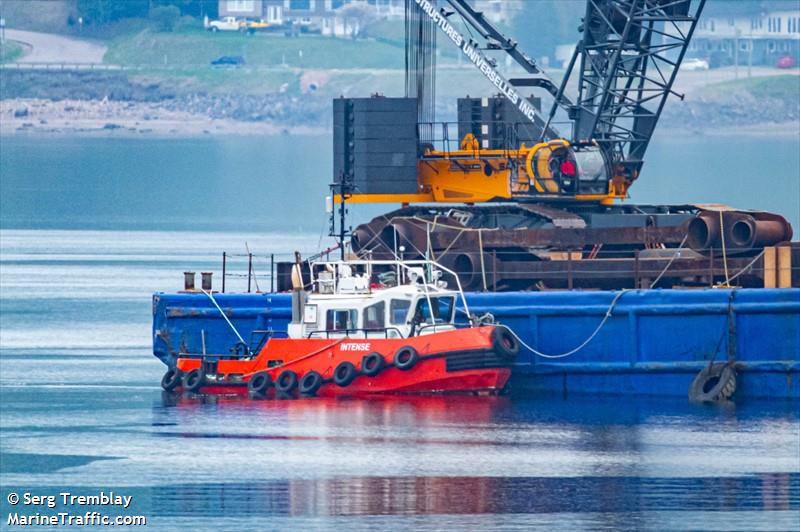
435 227 466 259
500 289 629 359
478 228 487 291
723 249 765 284
649 233 689 288
201 288 246 345
719 210 731 287
353 215 393 256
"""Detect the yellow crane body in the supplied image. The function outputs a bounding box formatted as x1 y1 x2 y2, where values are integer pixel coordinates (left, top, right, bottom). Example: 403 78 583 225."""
335 135 628 206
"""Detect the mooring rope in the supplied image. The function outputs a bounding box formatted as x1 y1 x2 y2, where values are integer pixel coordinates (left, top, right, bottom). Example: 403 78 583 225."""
478 229 487 291
201 288 246 346
498 289 629 359
718 210 731 287
648 232 689 288
724 250 765 284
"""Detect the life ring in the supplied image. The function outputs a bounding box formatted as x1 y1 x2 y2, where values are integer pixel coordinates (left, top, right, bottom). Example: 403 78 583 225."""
393 346 418 371
361 352 385 377
161 368 182 391
275 370 298 394
182 368 205 393
688 363 737 402
333 361 358 387
299 371 323 396
492 327 520 360
248 371 272 394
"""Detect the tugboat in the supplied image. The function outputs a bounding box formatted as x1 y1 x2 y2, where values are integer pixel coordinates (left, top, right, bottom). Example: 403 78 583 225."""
160 259 519 397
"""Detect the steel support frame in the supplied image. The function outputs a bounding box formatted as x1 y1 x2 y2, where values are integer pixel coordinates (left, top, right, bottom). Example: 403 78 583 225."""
562 0 706 182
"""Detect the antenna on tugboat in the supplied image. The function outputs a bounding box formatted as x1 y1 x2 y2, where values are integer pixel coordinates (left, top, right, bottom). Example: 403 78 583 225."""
329 173 352 261
339 178 348 261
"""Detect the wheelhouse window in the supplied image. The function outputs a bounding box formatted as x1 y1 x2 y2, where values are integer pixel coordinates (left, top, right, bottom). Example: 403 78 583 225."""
326 309 357 331
390 299 411 325
414 296 455 324
363 301 386 329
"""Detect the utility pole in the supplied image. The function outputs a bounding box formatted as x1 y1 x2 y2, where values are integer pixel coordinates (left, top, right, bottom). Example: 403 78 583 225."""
0 0 5 45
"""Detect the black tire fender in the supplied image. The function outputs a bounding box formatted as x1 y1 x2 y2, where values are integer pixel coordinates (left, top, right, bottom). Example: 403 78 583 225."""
248 371 272 394
182 368 205 393
393 346 418 371
232 341 249 358
299 371 323 396
361 352 385 377
161 368 182 391
333 361 358 387
275 370 298 393
688 363 737 403
492 327 520 360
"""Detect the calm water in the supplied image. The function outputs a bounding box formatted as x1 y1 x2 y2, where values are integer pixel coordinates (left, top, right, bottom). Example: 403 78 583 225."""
1 134 799 530
1 132 798 231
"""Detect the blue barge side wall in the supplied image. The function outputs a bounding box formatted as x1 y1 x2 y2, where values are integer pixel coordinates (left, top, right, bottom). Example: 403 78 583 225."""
152 288 800 399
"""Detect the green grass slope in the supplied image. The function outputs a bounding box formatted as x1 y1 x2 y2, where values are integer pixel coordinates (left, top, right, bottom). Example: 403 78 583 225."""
700 74 800 100
105 28 405 69
1 41 24 63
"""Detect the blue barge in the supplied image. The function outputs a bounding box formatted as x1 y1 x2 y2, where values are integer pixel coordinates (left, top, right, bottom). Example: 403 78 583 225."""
153 287 800 400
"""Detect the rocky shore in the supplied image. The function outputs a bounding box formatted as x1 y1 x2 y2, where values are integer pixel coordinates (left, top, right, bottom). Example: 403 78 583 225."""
661 91 800 132
1 68 798 137
0 98 327 136
0 69 329 136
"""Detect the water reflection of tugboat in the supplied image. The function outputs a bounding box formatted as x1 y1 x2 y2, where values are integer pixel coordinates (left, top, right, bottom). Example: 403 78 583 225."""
161 259 519 397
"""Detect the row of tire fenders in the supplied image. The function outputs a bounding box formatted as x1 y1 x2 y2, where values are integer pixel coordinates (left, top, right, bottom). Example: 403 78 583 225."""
160 345 423 398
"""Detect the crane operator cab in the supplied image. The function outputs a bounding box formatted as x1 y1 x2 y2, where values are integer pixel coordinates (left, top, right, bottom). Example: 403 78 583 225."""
524 140 611 198
572 145 612 196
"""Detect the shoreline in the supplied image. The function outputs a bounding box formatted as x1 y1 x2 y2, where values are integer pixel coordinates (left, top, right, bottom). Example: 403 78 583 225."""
0 98 327 137
2 97 798 139
658 122 800 138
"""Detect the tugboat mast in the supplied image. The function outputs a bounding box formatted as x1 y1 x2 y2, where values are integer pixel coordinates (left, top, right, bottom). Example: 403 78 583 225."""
330 174 351 261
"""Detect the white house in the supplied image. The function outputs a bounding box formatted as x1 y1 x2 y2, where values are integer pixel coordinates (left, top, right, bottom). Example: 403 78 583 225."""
685 8 800 67
218 0 405 36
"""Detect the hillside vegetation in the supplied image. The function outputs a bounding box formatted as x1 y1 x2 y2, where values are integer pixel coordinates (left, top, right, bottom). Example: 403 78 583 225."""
699 74 800 100
104 27 405 70
662 74 800 129
0 41 25 63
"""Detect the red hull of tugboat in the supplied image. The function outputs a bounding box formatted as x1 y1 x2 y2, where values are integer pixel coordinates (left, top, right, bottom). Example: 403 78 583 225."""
198 367 511 397
170 325 517 397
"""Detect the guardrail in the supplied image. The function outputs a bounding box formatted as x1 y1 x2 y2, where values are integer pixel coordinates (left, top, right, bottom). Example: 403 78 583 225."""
0 62 478 72
0 62 128 71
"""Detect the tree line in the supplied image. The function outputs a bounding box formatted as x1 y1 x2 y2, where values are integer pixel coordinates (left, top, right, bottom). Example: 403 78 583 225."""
75 0 219 26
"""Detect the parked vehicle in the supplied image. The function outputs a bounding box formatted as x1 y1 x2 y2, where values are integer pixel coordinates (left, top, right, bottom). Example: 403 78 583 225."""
242 18 270 33
681 57 710 71
210 55 245 66
777 55 796 69
206 16 242 32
